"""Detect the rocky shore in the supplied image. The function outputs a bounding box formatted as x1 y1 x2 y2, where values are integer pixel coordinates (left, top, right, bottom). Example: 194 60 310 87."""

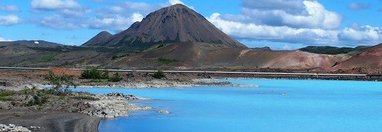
83 93 151 118
0 69 260 132
0 86 151 132
0 123 32 132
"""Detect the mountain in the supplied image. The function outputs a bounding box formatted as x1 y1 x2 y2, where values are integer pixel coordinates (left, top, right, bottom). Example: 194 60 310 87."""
83 4 246 49
105 42 349 70
332 44 382 73
83 31 112 46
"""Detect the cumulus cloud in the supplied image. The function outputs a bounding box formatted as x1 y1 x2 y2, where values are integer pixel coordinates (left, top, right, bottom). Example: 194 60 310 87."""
237 0 341 29
169 0 184 5
338 25 381 44
348 2 370 11
207 0 382 47
0 15 20 25
0 36 12 41
208 13 338 44
31 0 80 10
89 13 144 31
0 5 19 12
39 15 82 29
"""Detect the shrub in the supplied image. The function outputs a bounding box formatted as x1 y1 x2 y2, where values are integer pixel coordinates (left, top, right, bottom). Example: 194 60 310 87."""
152 70 166 79
158 57 178 65
45 71 75 93
81 67 108 80
108 72 123 82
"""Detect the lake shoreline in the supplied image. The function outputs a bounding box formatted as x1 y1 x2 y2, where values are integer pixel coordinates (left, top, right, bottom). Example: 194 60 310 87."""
0 69 381 131
0 88 151 132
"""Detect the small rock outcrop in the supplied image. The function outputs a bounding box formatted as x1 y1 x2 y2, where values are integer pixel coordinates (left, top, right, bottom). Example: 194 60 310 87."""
82 93 151 118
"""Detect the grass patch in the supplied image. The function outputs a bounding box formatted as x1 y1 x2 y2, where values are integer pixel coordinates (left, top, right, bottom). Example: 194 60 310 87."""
81 67 123 82
111 54 129 60
152 70 166 79
39 54 56 63
0 91 15 101
158 57 178 65
72 96 99 101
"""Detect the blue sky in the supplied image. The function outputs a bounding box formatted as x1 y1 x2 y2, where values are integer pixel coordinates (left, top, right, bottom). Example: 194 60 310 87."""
0 0 381 49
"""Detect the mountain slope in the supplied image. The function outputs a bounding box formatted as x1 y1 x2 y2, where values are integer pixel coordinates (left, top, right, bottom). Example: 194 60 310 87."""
106 42 348 70
299 46 370 55
333 44 382 73
83 31 112 46
85 4 246 49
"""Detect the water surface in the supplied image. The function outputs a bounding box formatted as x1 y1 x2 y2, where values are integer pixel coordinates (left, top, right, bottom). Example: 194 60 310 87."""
74 79 382 132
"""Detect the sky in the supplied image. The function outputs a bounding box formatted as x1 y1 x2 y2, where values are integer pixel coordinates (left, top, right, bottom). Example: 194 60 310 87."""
0 0 382 50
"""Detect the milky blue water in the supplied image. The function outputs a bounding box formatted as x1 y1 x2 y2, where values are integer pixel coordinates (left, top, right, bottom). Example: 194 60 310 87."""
73 79 382 132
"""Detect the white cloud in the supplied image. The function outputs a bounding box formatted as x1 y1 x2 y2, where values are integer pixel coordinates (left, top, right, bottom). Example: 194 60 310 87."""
338 25 381 43
239 0 341 29
169 0 184 5
33 0 155 31
208 13 338 44
0 36 12 41
0 5 19 12
206 0 382 47
131 13 144 23
89 13 144 31
31 0 80 10
0 15 20 25
39 15 81 29
209 12 382 46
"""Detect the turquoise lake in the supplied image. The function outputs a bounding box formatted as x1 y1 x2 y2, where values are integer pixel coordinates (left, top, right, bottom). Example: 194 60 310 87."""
73 79 382 132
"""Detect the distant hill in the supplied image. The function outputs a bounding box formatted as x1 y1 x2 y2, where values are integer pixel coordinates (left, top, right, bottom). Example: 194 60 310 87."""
332 44 382 73
1 4 381 74
105 42 348 70
0 40 62 47
299 46 370 55
83 4 246 49
83 31 112 47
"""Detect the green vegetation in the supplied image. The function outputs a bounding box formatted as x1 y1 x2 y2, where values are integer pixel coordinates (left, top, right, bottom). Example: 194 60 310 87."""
158 57 178 65
72 95 99 101
0 91 15 101
299 46 370 55
45 71 75 94
80 67 109 80
40 54 56 63
24 87 49 106
152 70 166 79
81 67 123 82
111 54 129 60
1 88 49 106
109 72 123 82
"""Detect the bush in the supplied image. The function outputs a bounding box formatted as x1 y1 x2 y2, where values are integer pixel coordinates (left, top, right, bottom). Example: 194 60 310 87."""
152 70 166 79
158 57 178 65
108 72 123 82
45 71 75 93
81 67 109 80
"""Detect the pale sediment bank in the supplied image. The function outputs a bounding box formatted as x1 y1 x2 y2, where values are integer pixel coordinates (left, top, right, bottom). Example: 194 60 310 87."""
0 111 100 132
0 88 151 132
83 93 151 118
75 79 258 89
